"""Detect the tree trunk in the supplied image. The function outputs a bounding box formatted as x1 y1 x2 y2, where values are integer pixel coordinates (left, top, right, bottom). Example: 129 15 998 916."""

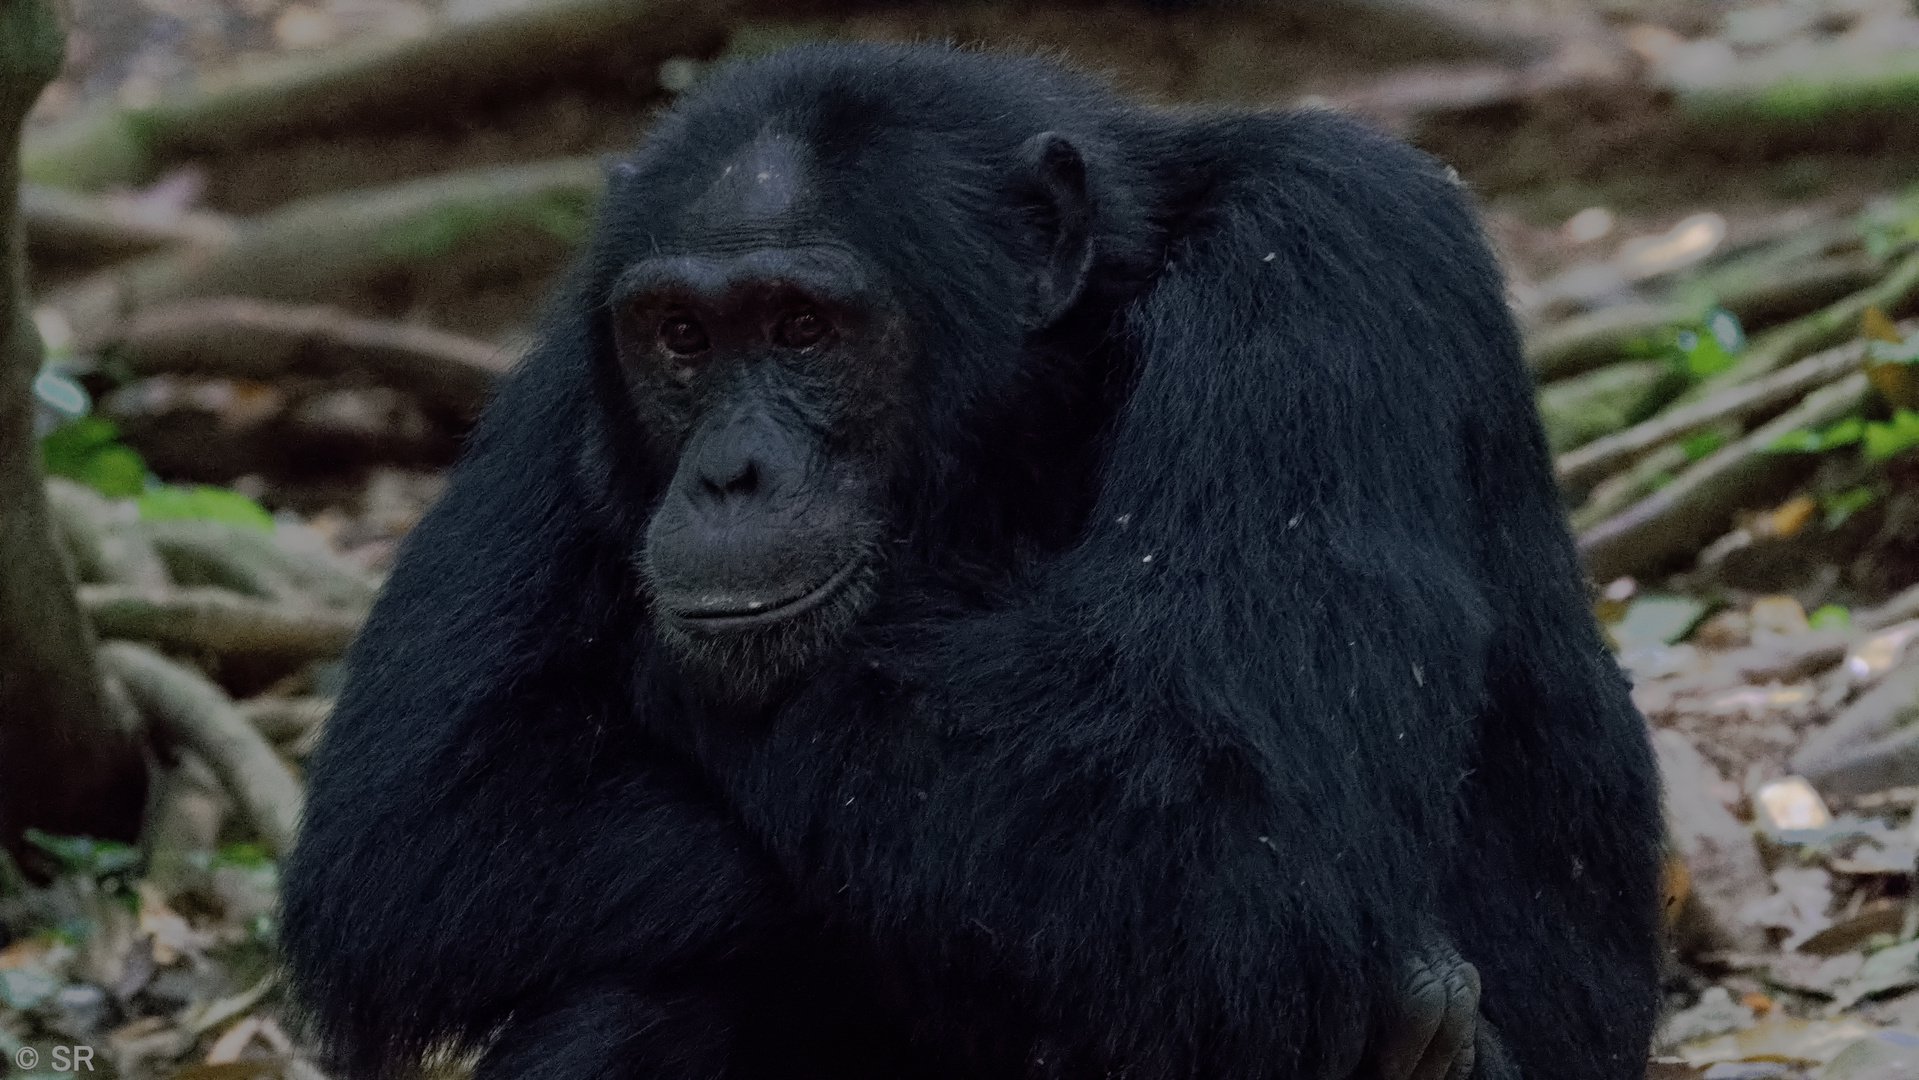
0 0 146 867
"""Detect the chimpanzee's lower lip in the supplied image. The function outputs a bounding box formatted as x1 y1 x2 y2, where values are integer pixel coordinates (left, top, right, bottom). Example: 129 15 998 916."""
665 556 864 632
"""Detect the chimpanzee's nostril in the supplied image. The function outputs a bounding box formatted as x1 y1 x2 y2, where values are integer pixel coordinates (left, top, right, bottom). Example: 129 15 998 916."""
700 458 759 499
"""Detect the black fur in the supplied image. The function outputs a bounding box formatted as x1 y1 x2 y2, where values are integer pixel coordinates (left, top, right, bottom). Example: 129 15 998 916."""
281 43 1663 1080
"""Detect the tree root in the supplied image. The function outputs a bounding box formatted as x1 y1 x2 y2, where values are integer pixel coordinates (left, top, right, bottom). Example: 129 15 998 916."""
1556 335 1879 494
44 476 171 589
46 478 380 616
1527 254 1882 383
1579 373 1872 582
98 641 302 855
100 298 509 418
1679 250 1919 405
22 183 233 281
156 517 377 608
147 518 378 611
51 156 603 339
1568 441 1696 536
80 584 361 659
237 694 330 747
21 0 738 195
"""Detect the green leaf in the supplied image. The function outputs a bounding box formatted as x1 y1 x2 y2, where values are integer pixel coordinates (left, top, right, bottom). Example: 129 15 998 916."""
76 444 147 497
1823 416 1867 447
214 841 274 869
1825 486 1878 529
40 416 148 497
1681 428 1729 461
1768 415 1865 453
1677 327 1737 378
138 485 273 531
1768 427 1826 452
1865 409 1919 461
40 415 118 464
1810 604 1853 630
24 829 139 877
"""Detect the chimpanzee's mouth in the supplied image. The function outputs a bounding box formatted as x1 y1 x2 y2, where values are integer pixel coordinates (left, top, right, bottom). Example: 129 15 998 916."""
664 556 866 633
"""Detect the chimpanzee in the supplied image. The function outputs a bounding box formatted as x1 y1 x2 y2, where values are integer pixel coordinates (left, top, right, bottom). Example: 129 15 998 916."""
281 42 1663 1080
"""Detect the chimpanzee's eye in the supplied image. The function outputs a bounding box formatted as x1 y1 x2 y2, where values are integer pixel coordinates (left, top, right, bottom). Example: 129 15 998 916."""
659 317 710 357
775 308 829 349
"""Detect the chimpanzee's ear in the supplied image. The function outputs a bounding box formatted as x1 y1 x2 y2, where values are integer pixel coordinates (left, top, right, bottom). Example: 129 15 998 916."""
1019 131 1095 328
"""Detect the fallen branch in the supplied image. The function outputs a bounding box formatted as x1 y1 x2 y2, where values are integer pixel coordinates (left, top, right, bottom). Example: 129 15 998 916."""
99 641 302 855
1555 336 1879 492
1527 303 1674 384
1579 373 1872 582
100 298 509 417
1536 359 1665 455
1413 46 1919 205
80 584 361 659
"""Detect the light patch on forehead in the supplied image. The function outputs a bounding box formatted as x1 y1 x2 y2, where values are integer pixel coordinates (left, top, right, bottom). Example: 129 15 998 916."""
703 133 809 222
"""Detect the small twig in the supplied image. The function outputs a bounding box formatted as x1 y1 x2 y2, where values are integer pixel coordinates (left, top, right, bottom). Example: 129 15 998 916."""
81 584 361 658
99 642 302 855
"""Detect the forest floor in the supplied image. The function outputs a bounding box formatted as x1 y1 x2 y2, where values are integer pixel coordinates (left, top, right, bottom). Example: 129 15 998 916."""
6 1 1919 1079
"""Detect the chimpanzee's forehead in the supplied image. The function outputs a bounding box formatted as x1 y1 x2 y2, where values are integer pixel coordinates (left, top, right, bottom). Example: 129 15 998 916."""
650 131 839 255
691 134 811 222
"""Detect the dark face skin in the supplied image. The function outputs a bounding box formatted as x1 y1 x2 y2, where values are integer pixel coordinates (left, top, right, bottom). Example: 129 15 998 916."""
607 128 1095 700
608 137 918 697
